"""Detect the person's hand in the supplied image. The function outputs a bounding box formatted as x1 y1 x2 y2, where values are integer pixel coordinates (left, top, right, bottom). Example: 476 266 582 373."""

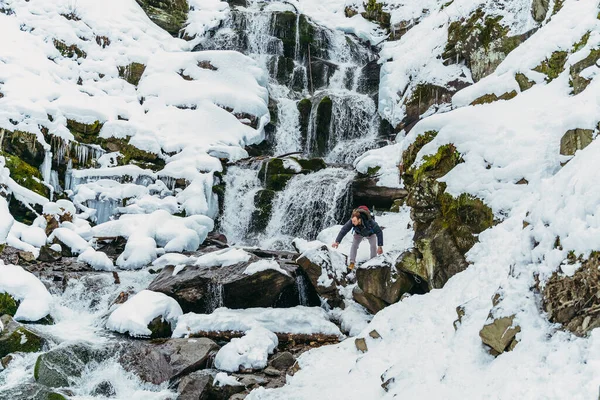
332 242 339 249
377 246 383 255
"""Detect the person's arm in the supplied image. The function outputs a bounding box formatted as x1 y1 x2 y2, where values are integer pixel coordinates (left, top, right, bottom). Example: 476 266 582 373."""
372 221 383 247
333 220 353 246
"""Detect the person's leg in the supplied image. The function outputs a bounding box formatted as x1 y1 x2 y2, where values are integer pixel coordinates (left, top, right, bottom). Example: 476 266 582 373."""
349 234 362 264
368 234 377 259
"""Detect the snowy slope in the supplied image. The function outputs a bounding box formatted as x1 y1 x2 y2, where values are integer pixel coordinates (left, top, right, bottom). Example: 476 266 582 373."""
248 0 600 399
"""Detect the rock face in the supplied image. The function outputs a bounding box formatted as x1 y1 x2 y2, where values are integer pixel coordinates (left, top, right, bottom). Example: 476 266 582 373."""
559 128 594 156
149 248 319 313
119 338 220 384
543 253 600 336
295 245 347 308
0 315 45 358
135 0 189 36
35 343 109 387
351 175 408 210
401 132 494 289
354 262 415 314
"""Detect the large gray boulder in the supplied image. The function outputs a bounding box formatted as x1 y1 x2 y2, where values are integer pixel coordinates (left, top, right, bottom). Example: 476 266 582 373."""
0 314 45 358
34 343 109 387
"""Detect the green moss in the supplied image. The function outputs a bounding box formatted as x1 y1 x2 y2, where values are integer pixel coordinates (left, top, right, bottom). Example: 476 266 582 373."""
570 48 600 95
470 90 517 105
137 0 189 35
401 130 437 173
366 166 381 176
148 316 172 339
47 393 67 400
0 326 43 358
440 193 494 234
573 32 591 53
296 157 326 172
552 0 564 15
117 62 147 86
1 153 49 197
515 73 535 92
361 0 391 30
67 119 102 136
53 39 86 59
410 144 463 185
250 189 276 233
0 293 18 316
297 98 312 148
259 158 297 191
533 51 568 82
34 354 42 380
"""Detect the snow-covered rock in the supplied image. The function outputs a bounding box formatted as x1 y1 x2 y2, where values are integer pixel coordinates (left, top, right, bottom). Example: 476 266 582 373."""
0 263 53 322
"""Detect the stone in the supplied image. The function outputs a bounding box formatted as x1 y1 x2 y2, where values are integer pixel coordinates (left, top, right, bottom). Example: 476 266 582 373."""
479 315 520 354
176 369 216 400
18 251 36 262
0 292 19 317
38 244 62 262
531 0 550 22
148 250 303 313
390 199 405 212
147 316 174 339
0 315 45 358
0 383 69 400
270 351 295 371
120 337 220 384
117 62 147 86
560 128 594 156
135 0 189 36
355 262 415 306
352 286 388 314
295 245 346 308
264 366 282 376
289 361 301 376
35 343 110 387
92 381 116 397
368 330 381 339
355 338 368 353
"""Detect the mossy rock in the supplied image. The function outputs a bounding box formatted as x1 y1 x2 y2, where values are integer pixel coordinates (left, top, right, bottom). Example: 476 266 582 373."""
250 189 276 233
402 130 437 172
296 157 326 173
35 343 109 387
297 98 312 148
137 0 189 36
440 193 494 252
515 73 535 92
405 143 463 188
552 0 564 15
1 152 49 197
470 90 517 105
404 84 455 126
570 48 600 95
275 56 295 86
66 119 102 136
0 315 45 358
53 39 86 59
148 316 173 339
533 51 568 82
361 0 391 30
390 198 404 212
258 158 301 191
0 129 45 168
118 62 147 86
0 293 19 317
313 96 333 157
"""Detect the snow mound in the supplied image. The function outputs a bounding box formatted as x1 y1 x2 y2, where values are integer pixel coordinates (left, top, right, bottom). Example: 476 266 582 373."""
106 290 183 338
0 263 53 322
77 247 114 271
173 307 343 338
243 259 290 277
194 248 252 268
214 327 278 372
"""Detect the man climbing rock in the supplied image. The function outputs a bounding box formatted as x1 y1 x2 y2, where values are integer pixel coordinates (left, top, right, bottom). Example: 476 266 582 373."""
332 206 383 271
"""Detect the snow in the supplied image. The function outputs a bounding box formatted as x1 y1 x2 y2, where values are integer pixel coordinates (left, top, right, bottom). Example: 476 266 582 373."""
213 372 242 387
173 307 343 338
0 263 53 322
77 247 114 271
354 143 404 188
0 192 14 245
244 259 290 277
106 290 183 338
214 327 279 372
152 253 196 270
194 248 252 268
49 227 90 255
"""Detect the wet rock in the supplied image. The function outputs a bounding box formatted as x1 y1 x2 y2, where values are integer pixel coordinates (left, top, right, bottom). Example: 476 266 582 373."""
34 343 110 387
0 383 69 400
149 250 309 313
135 0 189 36
176 369 217 400
543 253 600 336
0 292 18 316
351 175 409 210
313 96 332 157
559 128 594 156
92 381 117 397
250 189 276 233
269 351 295 371
147 316 174 339
120 337 220 384
0 315 45 358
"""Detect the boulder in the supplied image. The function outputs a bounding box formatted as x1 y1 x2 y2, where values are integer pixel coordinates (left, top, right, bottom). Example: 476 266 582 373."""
352 286 388 314
479 315 520 355
531 0 550 22
176 370 216 400
355 262 414 306
543 253 600 336
269 351 295 371
295 245 347 308
135 0 189 36
148 249 309 313
0 315 45 358
119 337 220 384
351 176 409 210
34 343 110 387
0 383 68 400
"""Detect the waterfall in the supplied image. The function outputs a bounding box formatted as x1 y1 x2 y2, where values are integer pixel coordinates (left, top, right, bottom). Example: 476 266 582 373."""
295 273 311 306
206 282 224 313
262 167 355 247
220 165 262 244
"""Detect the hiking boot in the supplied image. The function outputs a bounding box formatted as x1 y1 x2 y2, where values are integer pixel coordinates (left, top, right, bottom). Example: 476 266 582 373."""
347 262 355 272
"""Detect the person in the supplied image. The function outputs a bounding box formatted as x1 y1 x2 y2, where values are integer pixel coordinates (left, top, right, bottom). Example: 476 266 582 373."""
332 207 383 271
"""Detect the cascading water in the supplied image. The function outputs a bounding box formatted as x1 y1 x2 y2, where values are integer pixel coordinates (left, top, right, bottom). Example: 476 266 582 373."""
262 168 355 248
